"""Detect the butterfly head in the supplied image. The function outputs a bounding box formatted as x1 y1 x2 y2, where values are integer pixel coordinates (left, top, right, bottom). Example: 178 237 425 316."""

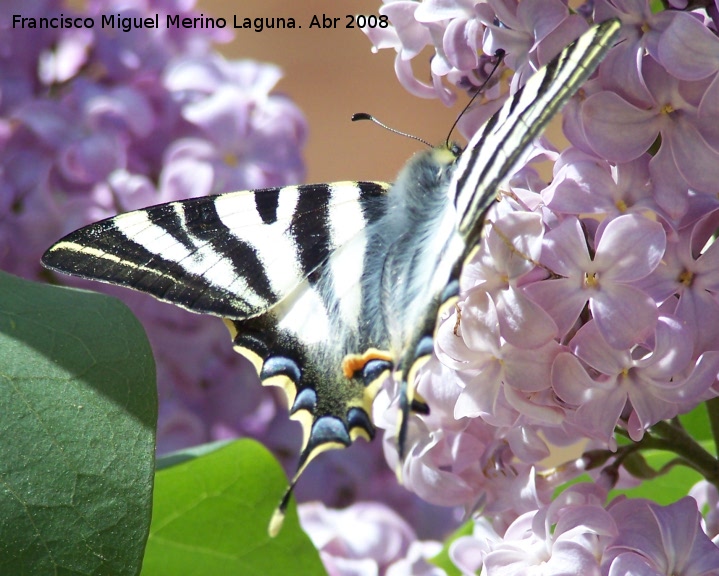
433 142 461 163
447 141 463 157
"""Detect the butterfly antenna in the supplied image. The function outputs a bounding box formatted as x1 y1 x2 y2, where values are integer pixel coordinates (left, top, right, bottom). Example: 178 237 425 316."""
352 112 432 148
445 48 506 146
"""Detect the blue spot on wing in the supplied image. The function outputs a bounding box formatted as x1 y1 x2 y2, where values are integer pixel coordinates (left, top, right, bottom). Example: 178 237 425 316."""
261 355 302 383
292 388 317 413
310 417 351 447
361 359 392 386
347 408 375 439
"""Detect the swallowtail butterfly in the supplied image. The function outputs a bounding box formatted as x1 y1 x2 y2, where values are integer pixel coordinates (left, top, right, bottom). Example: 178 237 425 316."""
42 20 621 535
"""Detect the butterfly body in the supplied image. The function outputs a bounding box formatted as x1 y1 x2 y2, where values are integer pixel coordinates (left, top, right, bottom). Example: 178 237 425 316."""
365 147 459 339
41 19 622 535
229 146 465 459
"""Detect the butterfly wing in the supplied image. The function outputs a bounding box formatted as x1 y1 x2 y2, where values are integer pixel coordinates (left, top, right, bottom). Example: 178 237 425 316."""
42 180 392 533
43 182 389 319
453 19 622 243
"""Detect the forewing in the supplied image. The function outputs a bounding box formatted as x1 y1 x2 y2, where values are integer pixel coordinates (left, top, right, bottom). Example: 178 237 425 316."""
42 182 389 319
453 19 622 242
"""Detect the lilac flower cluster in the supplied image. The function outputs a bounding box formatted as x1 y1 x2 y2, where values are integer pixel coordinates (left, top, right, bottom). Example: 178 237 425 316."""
362 0 719 572
451 484 719 574
0 0 307 459
302 483 719 575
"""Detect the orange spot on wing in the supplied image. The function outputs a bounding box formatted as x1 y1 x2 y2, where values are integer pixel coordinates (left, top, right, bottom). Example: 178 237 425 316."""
342 348 393 378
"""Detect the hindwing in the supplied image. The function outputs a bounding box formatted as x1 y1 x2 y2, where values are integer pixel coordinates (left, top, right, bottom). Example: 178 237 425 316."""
43 180 395 533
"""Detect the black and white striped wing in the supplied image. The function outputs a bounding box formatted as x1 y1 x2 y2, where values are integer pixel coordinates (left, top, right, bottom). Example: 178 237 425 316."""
43 180 392 535
452 19 622 242
43 182 389 319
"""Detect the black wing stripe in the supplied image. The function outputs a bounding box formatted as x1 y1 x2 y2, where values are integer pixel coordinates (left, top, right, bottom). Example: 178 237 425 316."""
214 187 308 299
181 199 277 305
112 204 271 314
292 183 333 283
215 185 350 299
255 188 281 224
115 207 274 315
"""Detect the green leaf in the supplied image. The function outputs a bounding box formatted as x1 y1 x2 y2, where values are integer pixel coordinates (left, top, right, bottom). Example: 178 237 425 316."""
679 403 714 447
142 440 324 576
0 271 157 575
154 439 234 471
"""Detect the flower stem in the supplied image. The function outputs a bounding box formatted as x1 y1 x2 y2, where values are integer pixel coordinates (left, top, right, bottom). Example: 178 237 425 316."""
648 419 719 489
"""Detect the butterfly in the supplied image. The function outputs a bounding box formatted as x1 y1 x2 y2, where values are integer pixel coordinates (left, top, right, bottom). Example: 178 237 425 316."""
42 19 620 535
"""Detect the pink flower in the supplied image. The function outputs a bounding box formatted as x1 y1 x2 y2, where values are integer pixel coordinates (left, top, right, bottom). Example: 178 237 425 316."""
163 55 306 189
482 0 588 88
542 149 658 219
580 58 719 218
638 211 719 357
476 485 617 576
460 210 556 348
603 497 719 574
524 214 665 349
299 501 444 576
689 481 719 543
552 316 719 445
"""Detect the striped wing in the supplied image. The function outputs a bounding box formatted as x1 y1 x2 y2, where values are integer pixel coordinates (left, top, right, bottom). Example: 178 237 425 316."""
42 181 391 534
454 19 621 243
43 182 389 319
